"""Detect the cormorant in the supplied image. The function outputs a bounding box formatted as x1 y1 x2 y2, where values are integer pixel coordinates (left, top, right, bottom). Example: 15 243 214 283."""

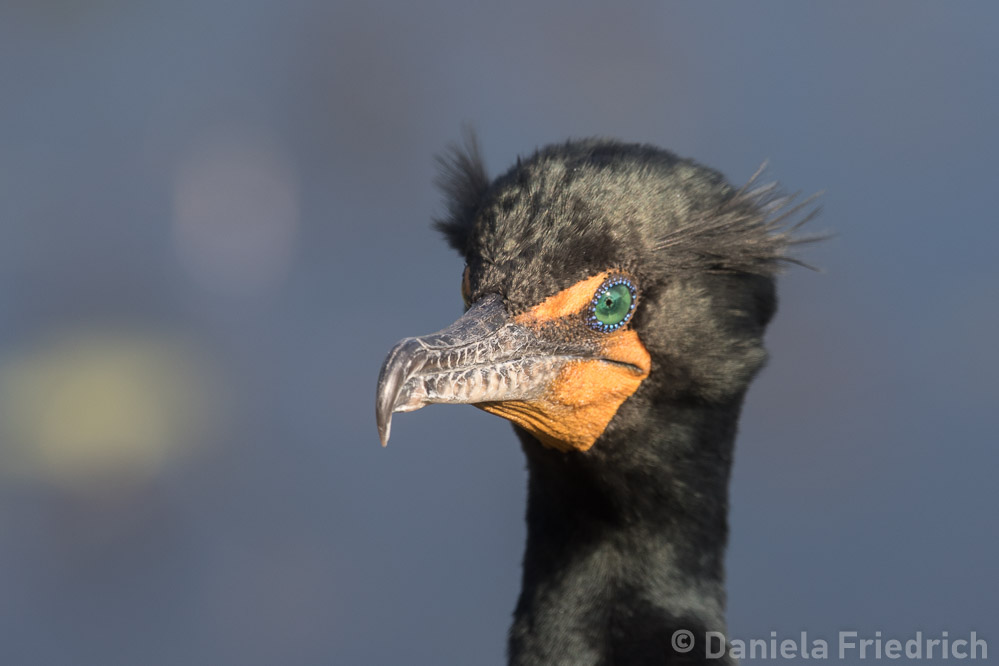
376 137 816 665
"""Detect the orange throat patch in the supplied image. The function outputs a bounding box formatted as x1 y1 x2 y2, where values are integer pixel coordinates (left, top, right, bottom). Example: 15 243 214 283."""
480 272 651 452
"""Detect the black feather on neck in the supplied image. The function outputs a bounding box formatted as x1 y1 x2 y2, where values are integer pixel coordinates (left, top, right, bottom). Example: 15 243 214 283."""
508 392 746 666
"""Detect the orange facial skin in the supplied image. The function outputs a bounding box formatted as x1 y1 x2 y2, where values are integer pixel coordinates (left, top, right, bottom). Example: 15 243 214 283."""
479 272 651 452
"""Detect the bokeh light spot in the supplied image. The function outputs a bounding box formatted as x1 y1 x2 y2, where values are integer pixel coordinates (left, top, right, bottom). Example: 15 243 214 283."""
172 127 299 298
0 330 226 490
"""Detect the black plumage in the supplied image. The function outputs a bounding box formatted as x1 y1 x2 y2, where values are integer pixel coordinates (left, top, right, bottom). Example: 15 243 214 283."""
377 135 817 665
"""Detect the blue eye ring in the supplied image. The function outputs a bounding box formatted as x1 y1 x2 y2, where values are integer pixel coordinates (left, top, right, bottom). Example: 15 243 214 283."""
587 276 638 333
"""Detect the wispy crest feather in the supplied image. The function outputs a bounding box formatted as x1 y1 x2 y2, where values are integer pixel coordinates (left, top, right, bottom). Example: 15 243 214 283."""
654 163 823 276
433 129 489 253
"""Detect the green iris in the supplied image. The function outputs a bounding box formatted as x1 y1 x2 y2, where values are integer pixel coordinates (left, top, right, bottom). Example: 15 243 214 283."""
594 284 633 326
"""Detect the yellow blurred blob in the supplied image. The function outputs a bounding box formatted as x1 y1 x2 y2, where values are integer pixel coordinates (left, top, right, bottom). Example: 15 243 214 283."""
0 331 225 489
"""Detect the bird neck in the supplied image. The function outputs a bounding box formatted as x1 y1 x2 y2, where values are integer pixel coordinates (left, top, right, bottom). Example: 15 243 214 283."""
508 398 742 666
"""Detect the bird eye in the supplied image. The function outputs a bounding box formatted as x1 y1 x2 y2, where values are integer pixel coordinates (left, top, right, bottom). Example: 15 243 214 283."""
588 277 637 332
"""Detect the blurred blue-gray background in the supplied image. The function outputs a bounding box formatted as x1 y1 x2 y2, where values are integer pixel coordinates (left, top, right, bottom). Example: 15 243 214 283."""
1 2 996 664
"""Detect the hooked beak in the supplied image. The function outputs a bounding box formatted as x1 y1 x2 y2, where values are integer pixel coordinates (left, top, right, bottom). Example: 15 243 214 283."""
376 295 572 446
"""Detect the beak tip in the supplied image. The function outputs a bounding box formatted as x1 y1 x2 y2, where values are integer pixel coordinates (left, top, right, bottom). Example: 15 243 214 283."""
376 337 421 449
376 400 393 447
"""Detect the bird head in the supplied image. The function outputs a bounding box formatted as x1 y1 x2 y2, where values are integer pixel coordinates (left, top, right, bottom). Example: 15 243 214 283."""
376 138 813 452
